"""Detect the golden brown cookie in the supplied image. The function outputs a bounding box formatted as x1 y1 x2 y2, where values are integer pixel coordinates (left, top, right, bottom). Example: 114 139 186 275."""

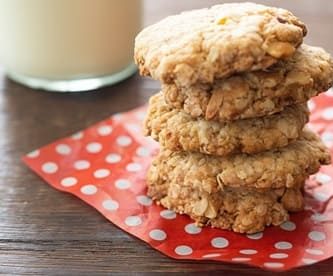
135 3 306 86
147 130 330 190
163 45 333 121
144 93 309 156
148 163 303 234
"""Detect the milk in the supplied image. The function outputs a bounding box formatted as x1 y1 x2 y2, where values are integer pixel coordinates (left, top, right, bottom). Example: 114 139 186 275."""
0 0 142 91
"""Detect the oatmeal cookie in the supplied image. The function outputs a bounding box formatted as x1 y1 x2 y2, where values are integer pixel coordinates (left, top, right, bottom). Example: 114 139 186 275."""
135 3 306 86
163 45 333 121
147 130 330 190
144 93 309 156
148 164 303 233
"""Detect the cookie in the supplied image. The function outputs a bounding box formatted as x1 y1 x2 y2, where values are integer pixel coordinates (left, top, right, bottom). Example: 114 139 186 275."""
147 130 330 190
135 3 306 86
144 93 309 156
163 45 333 121
148 163 303 233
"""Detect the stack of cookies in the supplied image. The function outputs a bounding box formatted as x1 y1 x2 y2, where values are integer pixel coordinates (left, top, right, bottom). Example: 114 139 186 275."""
134 3 333 233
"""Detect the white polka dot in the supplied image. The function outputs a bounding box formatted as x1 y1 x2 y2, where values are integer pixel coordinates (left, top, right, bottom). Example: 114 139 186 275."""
125 215 142 226
211 237 229 248
115 179 131 189
184 223 202 234
102 199 119 211
135 111 146 120
270 253 289 259
93 169 110 179
275 241 292 250
232 257 251 262
308 231 326 241
160 210 176 219
80 184 97 195
302 258 317 265
316 173 332 184
125 123 141 133
41 162 58 174
116 135 132 146
74 160 90 170
149 229 167 241
246 232 263 240
264 262 284 269
27 150 40 158
307 100 316 111
136 195 152 206
175 245 193 256
311 213 327 222
97 125 113 136
202 253 221 258
86 142 102 153
325 88 333 97
55 144 71 155
112 113 123 121
314 191 330 202
239 249 258 255
280 221 296 231
71 131 83 140
321 132 333 143
305 248 324 255
322 107 333 120
60 177 78 187
136 146 150 157
126 163 142 172
105 153 121 164
321 132 333 148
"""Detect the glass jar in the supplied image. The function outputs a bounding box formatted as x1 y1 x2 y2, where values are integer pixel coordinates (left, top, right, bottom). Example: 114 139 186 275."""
0 0 142 92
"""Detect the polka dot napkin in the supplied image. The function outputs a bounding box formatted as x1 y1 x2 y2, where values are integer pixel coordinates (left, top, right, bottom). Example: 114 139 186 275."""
23 89 333 271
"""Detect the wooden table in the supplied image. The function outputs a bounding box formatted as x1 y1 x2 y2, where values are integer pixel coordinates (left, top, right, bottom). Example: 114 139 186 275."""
1 0 332 274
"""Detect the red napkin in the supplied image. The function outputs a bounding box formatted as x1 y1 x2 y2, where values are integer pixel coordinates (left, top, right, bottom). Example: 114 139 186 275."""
23 89 333 271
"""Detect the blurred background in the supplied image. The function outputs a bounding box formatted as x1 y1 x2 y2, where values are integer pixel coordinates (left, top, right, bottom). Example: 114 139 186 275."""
0 0 332 93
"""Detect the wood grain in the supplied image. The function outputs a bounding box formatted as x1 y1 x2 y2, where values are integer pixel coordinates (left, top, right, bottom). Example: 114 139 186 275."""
0 1 332 274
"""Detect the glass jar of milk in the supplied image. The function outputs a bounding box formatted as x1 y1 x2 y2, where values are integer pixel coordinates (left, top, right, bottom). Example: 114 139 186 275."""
0 0 142 92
